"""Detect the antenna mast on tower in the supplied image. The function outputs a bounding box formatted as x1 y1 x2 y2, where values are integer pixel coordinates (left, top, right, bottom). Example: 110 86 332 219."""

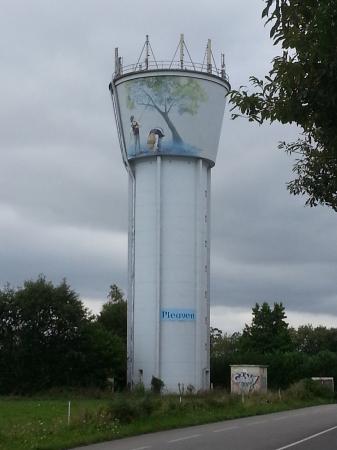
207 39 212 74
145 34 149 70
180 34 184 69
221 53 226 79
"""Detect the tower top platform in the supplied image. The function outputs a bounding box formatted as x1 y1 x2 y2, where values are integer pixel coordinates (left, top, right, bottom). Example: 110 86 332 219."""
112 35 230 84
109 36 230 167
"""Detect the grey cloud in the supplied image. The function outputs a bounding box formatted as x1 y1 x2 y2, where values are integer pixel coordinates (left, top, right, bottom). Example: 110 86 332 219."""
209 118 337 315
0 204 127 298
1 0 336 321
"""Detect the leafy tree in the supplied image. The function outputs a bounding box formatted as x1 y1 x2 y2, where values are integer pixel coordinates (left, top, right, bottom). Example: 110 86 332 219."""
107 283 125 303
77 321 126 388
267 351 307 389
0 277 127 393
0 275 90 392
229 0 337 211
210 307 337 389
210 328 242 388
210 327 223 352
98 284 127 341
210 327 241 357
126 76 207 143
240 302 293 353
291 325 337 354
95 284 127 387
309 350 337 378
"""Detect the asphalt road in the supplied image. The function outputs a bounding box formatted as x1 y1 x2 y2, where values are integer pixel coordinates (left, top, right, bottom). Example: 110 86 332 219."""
73 404 337 450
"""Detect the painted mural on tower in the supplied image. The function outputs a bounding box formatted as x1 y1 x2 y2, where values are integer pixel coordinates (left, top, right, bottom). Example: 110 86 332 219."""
116 74 227 163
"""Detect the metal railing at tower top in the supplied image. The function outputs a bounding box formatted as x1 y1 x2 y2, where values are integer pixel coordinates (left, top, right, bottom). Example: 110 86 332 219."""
113 35 230 83
114 60 229 82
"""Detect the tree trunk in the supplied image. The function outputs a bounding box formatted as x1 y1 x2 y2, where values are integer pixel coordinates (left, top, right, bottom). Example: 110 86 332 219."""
159 111 183 145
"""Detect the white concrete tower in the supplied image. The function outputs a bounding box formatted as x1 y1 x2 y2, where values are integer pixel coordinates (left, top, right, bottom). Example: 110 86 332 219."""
110 37 229 391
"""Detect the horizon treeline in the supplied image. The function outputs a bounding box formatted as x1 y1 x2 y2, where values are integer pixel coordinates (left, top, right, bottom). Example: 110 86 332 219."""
211 302 337 389
0 275 126 394
1 276 337 394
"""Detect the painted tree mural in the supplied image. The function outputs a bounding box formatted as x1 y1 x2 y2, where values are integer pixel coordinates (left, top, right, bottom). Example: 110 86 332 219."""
126 76 207 144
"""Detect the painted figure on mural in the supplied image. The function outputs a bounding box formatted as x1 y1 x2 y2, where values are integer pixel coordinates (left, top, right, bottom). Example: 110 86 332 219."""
130 115 140 152
147 127 165 152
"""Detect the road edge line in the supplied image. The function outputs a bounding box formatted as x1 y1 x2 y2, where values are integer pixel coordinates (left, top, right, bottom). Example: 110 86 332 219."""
274 425 337 450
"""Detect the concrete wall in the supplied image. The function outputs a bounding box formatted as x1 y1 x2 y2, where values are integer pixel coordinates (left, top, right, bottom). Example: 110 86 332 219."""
311 377 334 392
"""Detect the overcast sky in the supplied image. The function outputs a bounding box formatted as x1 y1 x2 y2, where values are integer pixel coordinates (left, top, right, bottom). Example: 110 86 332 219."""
1 0 336 333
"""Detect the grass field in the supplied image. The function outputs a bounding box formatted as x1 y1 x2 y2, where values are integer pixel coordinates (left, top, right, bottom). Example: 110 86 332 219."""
0 383 334 450
0 397 115 450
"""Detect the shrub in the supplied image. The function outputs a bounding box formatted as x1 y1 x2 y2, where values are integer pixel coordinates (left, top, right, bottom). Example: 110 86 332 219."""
133 382 145 395
75 407 120 433
151 376 164 394
108 393 160 423
303 378 334 399
285 378 334 401
138 394 157 416
108 397 138 423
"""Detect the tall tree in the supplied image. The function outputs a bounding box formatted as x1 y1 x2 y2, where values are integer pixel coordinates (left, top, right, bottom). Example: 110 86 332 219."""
96 284 127 387
0 277 127 393
78 321 126 389
240 302 293 353
292 325 337 354
0 275 89 392
229 0 337 211
98 284 127 341
210 327 241 357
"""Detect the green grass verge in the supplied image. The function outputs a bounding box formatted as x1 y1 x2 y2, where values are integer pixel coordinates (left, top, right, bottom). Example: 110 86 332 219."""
0 383 335 450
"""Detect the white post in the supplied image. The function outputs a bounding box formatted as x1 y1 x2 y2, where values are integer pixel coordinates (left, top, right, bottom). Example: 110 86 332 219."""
67 401 71 425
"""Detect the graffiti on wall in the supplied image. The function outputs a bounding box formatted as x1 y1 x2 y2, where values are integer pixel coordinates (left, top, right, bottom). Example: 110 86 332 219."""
232 371 260 393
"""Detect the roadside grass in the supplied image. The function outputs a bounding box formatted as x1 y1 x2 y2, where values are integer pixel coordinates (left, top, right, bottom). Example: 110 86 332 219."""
0 397 113 450
0 381 335 450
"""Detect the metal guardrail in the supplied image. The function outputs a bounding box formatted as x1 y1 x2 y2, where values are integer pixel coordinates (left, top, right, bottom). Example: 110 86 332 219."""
114 60 229 82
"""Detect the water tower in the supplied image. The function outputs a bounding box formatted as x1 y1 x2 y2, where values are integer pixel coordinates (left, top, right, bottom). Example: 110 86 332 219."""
109 35 230 391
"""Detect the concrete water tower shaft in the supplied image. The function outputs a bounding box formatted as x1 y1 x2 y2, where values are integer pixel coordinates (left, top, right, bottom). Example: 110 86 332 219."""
109 36 230 391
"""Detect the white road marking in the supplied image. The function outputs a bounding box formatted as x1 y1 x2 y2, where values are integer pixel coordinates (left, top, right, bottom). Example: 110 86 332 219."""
246 420 267 426
273 416 288 421
168 434 201 443
213 425 239 433
131 447 152 450
274 425 337 450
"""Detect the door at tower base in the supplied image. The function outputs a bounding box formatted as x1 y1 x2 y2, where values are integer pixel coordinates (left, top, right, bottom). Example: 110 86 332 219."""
115 71 228 164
